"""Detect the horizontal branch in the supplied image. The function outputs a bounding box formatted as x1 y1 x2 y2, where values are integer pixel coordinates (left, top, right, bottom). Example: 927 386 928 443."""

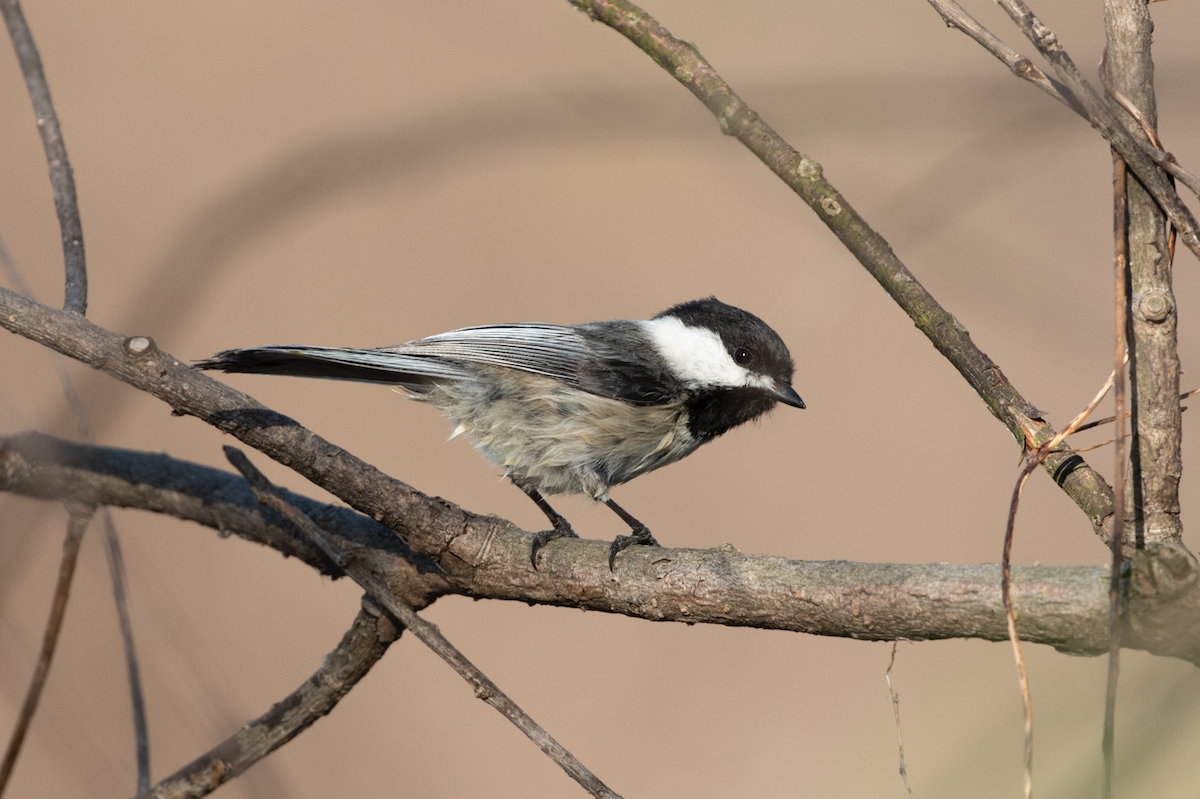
5 431 1198 665
0 431 455 610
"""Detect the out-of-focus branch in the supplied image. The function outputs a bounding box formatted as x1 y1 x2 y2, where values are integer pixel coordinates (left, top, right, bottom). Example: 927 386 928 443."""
1 228 151 794
0 505 93 795
225 447 623 799
0 0 86 314
0 432 454 608
566 0 1114 540
136 604 399 799
992 0 1200 262
5 433 1200 665
924 0 1200 202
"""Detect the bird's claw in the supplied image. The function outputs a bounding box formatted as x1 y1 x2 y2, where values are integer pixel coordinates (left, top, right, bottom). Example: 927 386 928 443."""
529 520 578 569
607 526 660 570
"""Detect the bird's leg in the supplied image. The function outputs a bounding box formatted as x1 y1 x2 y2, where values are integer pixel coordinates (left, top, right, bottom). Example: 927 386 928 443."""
518 484 578 568
604 498 661 570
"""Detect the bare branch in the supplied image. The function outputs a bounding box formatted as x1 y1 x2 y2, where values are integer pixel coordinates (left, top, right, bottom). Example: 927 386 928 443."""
992 0 1200 262
100 510 151 793
926 0 1200 205
136 604 398 799
9 432 1200 664
564 0 1115 540
0 504 93 795
0 229 151 793
0 0 86 314
1101 0 1183 552
225 447 623 799
924 0 1081 112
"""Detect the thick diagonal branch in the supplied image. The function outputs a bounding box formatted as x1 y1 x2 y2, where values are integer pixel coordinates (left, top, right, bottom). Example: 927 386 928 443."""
567 0 1114 538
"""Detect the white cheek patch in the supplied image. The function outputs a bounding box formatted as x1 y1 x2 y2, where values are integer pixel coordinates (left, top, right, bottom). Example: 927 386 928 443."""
642 316 774 390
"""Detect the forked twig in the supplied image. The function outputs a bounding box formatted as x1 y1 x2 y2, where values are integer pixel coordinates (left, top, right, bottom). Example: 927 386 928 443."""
926 0 1200 245
990 0 1200 261
0 506 93 796
224 447 623 799
923 0 1081 113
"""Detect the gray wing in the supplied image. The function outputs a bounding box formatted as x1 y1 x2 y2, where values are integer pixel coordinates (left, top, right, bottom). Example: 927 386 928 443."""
197 324 591 388
390 324 590 384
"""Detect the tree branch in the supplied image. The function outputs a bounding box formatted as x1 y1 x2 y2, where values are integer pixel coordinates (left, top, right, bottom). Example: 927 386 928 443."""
925 0 1200 204
1102 0 1182 551
924 0 1082 113
225 447 623 799
992 0 1200 263
135 603 399 799
5 432 1199 665
0 0 86 315
565 0 1115 541
0 504 93 795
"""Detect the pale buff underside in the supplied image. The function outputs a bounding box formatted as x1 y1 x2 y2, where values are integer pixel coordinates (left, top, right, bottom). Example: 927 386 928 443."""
403 372 699 501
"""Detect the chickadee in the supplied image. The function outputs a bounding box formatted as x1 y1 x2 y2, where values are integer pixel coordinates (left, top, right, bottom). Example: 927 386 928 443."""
198 297 803 568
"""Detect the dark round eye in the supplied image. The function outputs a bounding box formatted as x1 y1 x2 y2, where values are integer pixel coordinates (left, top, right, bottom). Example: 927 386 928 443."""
733 347 753 366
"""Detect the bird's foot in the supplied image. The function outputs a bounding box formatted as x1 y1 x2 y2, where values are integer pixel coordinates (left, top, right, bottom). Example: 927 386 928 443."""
607 526 661 570
530 519 578 569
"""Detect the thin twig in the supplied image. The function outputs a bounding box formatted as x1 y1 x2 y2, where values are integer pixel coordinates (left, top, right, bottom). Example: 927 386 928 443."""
1003 369 1118 799
0 505 93 795
101 511 151 793
991 0 1200 262
223 447 623 799
885 643 917 799
137 605 398 799
1099 48 1199 205
1002 460 1037 799
1102 145 1130 799
0 0 86 314
928 0 1200 214
0 231 151 791
1067 436 1121 455
923 0 1081 113
1071 388 1199 434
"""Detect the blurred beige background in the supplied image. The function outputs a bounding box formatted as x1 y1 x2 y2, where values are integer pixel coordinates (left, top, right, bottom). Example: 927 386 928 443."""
2 0 1199 796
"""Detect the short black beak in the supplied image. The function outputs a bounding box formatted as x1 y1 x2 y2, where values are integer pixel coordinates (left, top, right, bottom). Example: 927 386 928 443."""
773 385 805 409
